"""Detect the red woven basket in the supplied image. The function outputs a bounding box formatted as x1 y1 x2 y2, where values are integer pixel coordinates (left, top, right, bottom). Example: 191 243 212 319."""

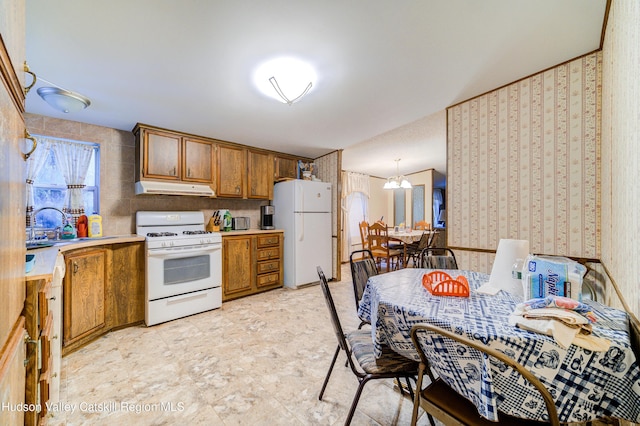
422 271 470 297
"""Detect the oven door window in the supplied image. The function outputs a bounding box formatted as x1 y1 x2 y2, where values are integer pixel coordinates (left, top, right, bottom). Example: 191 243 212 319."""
164 254 210 285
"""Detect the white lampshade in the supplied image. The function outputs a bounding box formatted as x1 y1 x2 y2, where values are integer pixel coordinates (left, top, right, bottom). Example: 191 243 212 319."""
383 178 399 189
37 87 91 113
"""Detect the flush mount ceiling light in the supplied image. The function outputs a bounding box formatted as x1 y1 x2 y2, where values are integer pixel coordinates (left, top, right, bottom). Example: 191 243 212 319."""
383 159 412 189
37 87 91 113
23 62 91 113
253 57 316 105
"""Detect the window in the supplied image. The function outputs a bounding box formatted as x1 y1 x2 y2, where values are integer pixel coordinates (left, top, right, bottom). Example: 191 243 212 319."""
347 191 368 244
393 189 406 226
412 184 425 225
32 140 100 228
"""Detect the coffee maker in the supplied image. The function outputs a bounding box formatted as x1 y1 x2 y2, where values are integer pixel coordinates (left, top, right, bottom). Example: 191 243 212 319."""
261 205 275 230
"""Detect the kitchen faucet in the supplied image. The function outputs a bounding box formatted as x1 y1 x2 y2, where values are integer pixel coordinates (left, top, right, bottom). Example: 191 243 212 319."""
30 207 67 240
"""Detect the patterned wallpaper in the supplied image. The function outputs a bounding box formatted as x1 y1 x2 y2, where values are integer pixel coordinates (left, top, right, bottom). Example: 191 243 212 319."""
447 53 601 264
601 0 640 319
314 150 342 280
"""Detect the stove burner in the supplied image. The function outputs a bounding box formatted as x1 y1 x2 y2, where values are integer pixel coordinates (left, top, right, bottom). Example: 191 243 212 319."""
183 230 209 235
146 232 178 237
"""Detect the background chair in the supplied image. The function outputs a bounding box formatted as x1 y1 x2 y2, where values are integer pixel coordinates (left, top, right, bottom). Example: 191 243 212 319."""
414 220 431 230
418 247 458 269
410 323 559 426
368 221 404 272
349 249 378 328
405 232 430 267
317 267 418 426
358 220 370 251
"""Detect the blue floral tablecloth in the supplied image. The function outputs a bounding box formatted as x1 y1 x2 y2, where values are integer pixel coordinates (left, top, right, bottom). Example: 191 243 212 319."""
357 268 640 423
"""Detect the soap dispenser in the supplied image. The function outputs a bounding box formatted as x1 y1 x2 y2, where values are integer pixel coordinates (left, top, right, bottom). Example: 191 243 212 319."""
61 217 76 239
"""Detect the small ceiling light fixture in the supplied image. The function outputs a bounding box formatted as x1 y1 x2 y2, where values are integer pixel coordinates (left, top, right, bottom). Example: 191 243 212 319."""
383 159 412 190
254 57 316 105
23 61 91 113
37 86 91 113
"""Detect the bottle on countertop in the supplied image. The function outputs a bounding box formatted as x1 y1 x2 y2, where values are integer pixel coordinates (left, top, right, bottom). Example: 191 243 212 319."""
61 217 76 239
223 210 232 232
88 213 103 238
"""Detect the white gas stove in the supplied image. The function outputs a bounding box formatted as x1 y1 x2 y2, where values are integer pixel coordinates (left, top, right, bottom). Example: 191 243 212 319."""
136 211 222 326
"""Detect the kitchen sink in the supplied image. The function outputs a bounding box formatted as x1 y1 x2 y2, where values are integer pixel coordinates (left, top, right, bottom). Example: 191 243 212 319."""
26 241 55 250
53 236 117 244
27 236 117 248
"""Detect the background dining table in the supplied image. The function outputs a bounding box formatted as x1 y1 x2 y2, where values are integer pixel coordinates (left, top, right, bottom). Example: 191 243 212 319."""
357 268 640 423
386 229 431 244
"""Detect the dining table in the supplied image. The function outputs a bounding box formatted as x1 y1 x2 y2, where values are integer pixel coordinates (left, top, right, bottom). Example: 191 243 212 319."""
357 268 640 423
386 229 432 244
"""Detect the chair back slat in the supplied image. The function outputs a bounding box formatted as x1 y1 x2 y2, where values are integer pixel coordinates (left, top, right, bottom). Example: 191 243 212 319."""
349 249 378 310
317 267 349 352
410 324 560 426
358 221 370 250
419 248 458 269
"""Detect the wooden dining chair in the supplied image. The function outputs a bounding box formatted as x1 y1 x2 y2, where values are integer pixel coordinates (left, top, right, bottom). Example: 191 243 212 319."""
368 221 404 272
410 323 560 426
316 267 419 426
414 220 431 230
358 220 370 251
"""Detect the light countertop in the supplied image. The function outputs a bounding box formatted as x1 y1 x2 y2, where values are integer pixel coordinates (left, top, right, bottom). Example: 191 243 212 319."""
220 229 284 236
25 234 145 281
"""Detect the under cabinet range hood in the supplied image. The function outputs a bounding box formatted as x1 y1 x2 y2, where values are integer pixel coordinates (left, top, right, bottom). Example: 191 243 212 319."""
135 181 216 197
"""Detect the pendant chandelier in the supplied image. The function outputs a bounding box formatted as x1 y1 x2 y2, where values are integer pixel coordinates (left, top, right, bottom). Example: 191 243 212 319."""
383 159 412 189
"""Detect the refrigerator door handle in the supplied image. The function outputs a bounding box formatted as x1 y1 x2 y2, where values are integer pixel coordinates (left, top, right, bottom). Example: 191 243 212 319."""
297 212 304 241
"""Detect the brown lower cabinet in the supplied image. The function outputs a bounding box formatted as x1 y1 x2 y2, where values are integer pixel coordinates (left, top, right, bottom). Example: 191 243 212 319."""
222 232 283 301
63 248 106 348
62 242 145 355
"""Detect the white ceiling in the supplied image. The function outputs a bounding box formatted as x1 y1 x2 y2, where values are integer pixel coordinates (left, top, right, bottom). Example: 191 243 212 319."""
25 0 606 181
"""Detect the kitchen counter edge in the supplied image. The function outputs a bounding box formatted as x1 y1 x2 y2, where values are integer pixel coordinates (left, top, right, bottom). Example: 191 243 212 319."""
25 235 146 281
220 229 284 236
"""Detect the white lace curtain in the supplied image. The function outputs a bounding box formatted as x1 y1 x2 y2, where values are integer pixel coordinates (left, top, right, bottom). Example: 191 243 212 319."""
26 137 93 226
341 171 370 199
52 140 94 224
341 171 370 261
25 138 53 226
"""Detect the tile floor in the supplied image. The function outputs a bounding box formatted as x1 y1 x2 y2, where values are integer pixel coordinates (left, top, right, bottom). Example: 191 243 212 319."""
50 264 431 425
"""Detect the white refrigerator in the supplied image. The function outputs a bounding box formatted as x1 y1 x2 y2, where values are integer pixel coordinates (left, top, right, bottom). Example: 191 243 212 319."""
273 180 333 288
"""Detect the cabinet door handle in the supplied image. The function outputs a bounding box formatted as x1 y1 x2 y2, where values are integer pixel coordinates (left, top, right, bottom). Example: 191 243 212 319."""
187 167 191 177
73 262 79 273
49 296 56 301
22 129 38 161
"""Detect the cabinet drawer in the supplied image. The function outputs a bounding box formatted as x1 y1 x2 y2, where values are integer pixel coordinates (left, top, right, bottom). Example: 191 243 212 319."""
257 234 280 247
257 247 279 261
256 272 279 288
257 259 280 274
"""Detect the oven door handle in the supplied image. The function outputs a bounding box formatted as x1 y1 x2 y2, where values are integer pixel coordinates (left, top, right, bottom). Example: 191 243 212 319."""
147 244 221 257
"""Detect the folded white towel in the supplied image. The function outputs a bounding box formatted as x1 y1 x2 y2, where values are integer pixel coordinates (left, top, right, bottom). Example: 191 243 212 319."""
509 314 610 351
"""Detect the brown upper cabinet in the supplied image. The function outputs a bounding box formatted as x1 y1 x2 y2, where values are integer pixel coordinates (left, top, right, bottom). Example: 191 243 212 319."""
134 123 312 199
217 145 246 198
274 155 299 181
134 125 215 184
248 150 274 199
182 137 216 183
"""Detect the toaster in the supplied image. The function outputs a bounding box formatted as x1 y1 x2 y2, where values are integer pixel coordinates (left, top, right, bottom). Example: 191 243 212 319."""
232 217 250 230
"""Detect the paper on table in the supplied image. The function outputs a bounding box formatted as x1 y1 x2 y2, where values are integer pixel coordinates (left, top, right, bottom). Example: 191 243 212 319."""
475 282 501 295
488 239 530 297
